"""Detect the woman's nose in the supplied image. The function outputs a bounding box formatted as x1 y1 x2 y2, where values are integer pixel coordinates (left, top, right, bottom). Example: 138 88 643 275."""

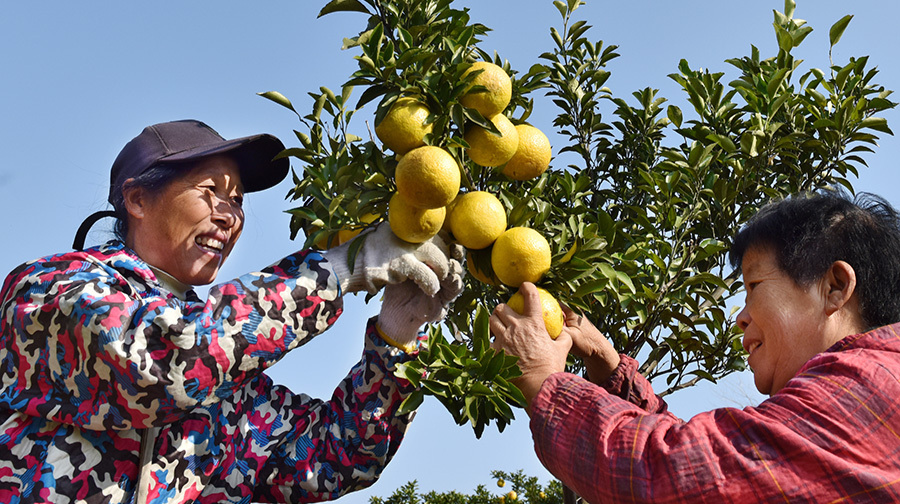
212 198 242 229
736 305 750 331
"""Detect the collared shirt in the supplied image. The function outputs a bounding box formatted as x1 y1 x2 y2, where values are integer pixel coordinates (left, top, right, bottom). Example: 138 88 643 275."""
531 323 900 503
147 265 192 300
0 241 421 503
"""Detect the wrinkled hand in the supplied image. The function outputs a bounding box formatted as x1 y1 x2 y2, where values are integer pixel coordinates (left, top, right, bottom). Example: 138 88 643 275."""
490 282 572 412
561 305 621 385
377 242 465 349
323 222 452 296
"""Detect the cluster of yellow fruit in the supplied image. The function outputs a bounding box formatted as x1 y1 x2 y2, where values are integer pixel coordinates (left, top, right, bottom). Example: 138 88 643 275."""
371 92 455 245
313 213 378 249
498 490 517 503
460 62 553 181
373 61 564 339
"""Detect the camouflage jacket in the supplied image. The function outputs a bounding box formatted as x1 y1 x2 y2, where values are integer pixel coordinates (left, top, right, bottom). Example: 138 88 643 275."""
0 241 419 503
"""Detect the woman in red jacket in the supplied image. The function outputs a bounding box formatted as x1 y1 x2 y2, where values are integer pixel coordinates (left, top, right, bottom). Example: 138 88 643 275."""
492 191 900 503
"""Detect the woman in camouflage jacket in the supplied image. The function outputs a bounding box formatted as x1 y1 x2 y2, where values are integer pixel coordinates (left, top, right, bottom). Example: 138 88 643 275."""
0 120 463 503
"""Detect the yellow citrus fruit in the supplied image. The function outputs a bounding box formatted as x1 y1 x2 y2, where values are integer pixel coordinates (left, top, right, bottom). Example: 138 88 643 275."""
507 286 564 339
388 192 445 243
448 191 507 250
441 194 460 233
491 227 551 287
395 145 461 209
310 214 380 249
460 61 512 118
337 213 379 244
467 249 498 286
375 97 433 155
497 479 505 488
501 124 552 181
306 220 337 250
312 231 336 250
465 113 519 167
507 490 518 501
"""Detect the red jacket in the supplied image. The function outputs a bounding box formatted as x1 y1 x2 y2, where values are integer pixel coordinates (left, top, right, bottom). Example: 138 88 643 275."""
531 323 900 503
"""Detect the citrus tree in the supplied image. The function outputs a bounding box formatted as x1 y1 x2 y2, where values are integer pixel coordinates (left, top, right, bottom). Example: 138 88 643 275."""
369 470 563 504
260 0 895 438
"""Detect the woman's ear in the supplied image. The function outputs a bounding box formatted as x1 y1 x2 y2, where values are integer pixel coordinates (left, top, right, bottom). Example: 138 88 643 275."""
823 260 857 316
121 179 146 220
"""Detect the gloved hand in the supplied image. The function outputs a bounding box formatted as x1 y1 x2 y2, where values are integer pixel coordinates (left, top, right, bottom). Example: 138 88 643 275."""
377 242 465 350
322 222 453 296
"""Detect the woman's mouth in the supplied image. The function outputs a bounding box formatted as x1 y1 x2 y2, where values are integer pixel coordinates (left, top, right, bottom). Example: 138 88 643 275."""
743 338 762 357
196 236 225 254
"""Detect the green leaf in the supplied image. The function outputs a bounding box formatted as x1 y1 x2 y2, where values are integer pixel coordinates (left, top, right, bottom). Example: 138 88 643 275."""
483 351 505 380
438 343 462 366
285 206 318 222
421 379 451 397
397 390 424 415
615 271 636 294
667 105 683 128
774 24 793 53
550 27 565 50
598 263 618 282
312 93 327 121
355 84 388 110
469 382 492 396
346 229 369 275
783 0 796 19
472 304 490 357
464 395 477 422
859 116 892 134
258 91 297 113
461 105 493 130
573 278 608 298
318 0 369 18
829 15 853 47
498 380 527 408
273 147 308 161
395 362 423 387
707 133 737 154
553 0 567 19
792 25 813 47
766 68 789 97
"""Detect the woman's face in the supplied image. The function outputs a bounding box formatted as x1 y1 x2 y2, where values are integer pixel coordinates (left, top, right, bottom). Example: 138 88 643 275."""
736 245 828 395
126 155 244 285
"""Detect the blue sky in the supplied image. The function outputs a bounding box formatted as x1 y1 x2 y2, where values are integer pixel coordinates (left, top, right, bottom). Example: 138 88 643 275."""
2 1 899 501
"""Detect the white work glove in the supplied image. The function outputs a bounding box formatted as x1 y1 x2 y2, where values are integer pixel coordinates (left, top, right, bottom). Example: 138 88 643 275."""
377 242 465 349
322 222 452 296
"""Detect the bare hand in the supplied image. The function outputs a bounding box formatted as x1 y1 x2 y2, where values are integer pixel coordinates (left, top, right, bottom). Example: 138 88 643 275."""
490 283 572 413
560 305 620 384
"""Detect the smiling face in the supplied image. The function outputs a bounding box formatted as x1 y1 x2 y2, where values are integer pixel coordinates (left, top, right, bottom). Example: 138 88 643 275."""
124 155 245 286
736 245 833 395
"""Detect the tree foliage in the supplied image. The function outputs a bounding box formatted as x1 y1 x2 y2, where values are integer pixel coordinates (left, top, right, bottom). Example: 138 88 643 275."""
261 0 895 437
369 470 563 504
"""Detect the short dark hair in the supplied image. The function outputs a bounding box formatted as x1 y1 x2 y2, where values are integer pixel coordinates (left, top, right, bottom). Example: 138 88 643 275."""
729 190 900 329
110 163 187 242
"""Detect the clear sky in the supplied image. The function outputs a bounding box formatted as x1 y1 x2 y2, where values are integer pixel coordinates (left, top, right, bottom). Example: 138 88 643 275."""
2 1 899 501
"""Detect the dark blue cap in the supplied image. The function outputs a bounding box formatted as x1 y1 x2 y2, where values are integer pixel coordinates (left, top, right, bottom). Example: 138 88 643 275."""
108 119 288 203
73 119 289 250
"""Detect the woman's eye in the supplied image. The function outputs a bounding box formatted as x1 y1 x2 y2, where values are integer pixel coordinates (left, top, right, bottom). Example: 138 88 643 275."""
232 196 244 207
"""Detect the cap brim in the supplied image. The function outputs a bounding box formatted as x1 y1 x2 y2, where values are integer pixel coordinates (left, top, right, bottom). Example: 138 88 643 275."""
159 133 288 193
